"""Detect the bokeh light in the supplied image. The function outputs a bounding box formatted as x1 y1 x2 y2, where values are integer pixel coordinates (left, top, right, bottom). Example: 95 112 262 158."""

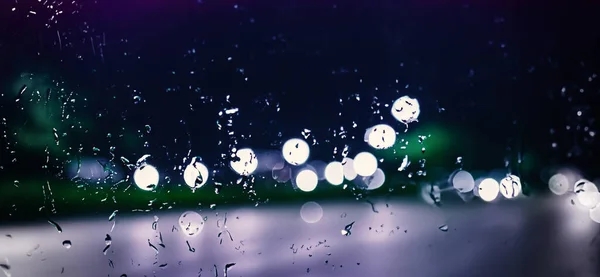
183 160 209 190
342 158 357 181
548 173 569 195
452 170 475 193
324 161 344 185
133 164 159 191
499 175 521 199
230 148 258 176
363 168 385 190
391 95 420 124
477 178 499 202
178 211 205 237
300 201 323 223
282 138 310 166
574 179 600 208
364 124 396 149
295 169 318 192
353 152 377 177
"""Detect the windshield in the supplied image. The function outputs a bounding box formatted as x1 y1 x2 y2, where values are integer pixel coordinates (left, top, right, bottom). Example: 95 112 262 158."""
1 1 599 277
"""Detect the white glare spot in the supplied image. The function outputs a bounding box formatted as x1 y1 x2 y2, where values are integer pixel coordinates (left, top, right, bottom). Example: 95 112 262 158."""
452 170 475 193
342 158 357 181
574 179 600 208
391 96 420 124
183 161 209 189
133 165 159 191
230 148 258 176
178 211 205 237
300 201 323 223
324 162 344 185
477 178 499 202
296 169 318 192
548 173 569 195
282 138 310 166
499 175 522 199
363 168 385 190
364 124 396 149
353 152 377 177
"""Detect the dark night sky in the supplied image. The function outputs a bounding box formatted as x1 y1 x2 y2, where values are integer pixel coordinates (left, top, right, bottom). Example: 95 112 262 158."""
1 0 599 178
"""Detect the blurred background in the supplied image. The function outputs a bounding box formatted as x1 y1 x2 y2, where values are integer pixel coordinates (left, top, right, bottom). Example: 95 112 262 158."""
1 0 600 276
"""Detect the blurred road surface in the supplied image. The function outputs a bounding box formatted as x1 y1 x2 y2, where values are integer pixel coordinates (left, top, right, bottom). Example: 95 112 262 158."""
1 195 599 277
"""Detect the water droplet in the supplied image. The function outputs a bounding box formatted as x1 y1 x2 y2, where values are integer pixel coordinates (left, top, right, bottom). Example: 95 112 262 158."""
152 216 159 230
62 240 72 249
224 263 236 276
186 240 196 252
52 128 60 145
341 221 355 236
48 219 62 233
439 224 449 232
133 95 142 104
148 239 159 253
109 210 118 221
103 234 112 254
0 263 10 270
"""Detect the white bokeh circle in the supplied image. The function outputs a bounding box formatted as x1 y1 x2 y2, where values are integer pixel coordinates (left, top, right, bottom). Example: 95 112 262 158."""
133 164 159 191
353 152 378 177
452 170 475 193
499 175 522 199
324 161 344 185
574 179 600 208
342 158 357 181
296 169 318 192
178 211 205 237
282 138 310 166
183 161 209 189
230 148 258 176
477 178 499 202
391 96 420 124
364 124 396 149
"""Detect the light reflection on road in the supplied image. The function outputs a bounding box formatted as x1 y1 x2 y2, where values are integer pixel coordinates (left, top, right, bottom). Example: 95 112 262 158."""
0 196 598 277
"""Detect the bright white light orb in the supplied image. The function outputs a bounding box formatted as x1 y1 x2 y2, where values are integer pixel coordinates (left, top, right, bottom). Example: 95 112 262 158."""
589 203 600 224
324 162 344 185
282 138 310 166
574 179 600 208
477 178 499 202
499 175 522 199
342 158 357 181
452 170 475 193
133 165 159 191
364 124 396 149
296 169 318 192
178 211 205 237
230 148 258 176
363 168 385 190
183 161 209 190
391 96 420 124
353 152 378 177
548 173 569 195
300 201 323 223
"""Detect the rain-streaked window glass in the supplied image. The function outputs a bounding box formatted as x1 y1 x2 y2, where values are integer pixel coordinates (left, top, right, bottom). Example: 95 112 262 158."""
1 1 599 277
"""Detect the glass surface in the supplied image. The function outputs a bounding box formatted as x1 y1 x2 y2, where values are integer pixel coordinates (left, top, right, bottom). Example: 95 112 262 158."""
1 1 599 276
